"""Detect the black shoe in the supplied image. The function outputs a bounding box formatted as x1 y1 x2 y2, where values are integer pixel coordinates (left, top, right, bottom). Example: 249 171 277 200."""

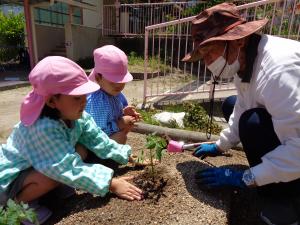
260 197 299 225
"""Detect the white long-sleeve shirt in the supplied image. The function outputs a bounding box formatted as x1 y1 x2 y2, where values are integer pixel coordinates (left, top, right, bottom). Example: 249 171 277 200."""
216 35 300 186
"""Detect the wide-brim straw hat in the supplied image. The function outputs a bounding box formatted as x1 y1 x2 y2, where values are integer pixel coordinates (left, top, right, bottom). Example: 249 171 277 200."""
182 2 268 62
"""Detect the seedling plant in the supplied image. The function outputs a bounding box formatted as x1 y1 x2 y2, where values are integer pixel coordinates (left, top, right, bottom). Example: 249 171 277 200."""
0 199 38 225
137 133 167 181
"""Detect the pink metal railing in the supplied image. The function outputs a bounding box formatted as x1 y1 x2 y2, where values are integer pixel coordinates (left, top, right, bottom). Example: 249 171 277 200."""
143 0 300 104
102 1 207 36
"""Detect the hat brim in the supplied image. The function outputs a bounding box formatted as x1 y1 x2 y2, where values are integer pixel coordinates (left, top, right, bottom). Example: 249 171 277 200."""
89 68 133 84
65 79 100 95
182 19 268 62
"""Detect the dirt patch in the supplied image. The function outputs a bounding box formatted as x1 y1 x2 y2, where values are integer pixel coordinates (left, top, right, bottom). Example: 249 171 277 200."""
0 86 31 143
44 132 231 225
133 173 167 202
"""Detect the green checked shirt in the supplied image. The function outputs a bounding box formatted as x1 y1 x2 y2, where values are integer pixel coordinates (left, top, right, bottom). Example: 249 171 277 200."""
0 112 131 196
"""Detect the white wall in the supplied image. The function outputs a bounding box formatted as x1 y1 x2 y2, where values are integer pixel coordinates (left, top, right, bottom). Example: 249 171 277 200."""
35 24 65 60
65 23 101 61
82 0 102 29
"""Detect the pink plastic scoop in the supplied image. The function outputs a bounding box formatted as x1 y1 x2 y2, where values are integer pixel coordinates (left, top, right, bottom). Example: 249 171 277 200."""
167 140 201 153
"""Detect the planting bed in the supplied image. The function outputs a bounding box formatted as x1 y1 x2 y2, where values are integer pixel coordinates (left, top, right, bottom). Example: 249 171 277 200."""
40 132 263 225
44 132 232 225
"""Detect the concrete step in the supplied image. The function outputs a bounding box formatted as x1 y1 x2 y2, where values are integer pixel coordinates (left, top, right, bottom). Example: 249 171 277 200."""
46 44 67 58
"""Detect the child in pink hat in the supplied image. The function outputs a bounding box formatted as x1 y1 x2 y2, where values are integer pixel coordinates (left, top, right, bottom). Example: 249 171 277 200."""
0 56 143 225
86 45 141 144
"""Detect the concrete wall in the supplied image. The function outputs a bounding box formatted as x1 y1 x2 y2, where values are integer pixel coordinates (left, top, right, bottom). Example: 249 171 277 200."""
82 0 102 29
65 23 101 61
35 24 65 60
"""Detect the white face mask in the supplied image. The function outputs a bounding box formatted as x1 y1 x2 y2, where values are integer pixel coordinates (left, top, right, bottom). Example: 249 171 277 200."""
207 45 240 79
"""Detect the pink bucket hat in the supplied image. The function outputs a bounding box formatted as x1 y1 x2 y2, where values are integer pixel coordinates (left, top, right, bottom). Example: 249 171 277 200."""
20 56 100 126
89 45 133 83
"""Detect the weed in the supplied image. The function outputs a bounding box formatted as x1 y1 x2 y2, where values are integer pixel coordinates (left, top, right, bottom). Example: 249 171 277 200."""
127 51 172 73
137 108 160 126
138 102 222 135
183 102 222 134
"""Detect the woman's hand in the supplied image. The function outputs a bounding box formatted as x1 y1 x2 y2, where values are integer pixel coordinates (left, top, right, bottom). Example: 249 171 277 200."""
193 143 223 159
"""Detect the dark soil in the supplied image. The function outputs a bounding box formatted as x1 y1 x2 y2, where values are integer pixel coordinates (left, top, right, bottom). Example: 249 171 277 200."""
133 172 168 202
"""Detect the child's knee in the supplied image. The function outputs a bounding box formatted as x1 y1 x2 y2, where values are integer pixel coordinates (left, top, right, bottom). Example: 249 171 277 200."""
25 170 59 190
37 173 59 189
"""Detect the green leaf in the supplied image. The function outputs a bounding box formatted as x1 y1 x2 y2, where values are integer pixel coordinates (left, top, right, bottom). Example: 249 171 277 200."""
137 149 144 163
145 139 156 149
1 199 38 225
155 148 163 161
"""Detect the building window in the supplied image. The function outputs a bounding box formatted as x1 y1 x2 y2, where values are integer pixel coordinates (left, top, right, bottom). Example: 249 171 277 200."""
34 2 82 27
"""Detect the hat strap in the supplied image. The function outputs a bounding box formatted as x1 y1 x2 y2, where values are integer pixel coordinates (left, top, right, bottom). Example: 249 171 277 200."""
206 41 228 139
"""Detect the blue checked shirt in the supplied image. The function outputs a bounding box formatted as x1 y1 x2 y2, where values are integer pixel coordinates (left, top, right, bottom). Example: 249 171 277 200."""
0 112 131 196
85 89 128 136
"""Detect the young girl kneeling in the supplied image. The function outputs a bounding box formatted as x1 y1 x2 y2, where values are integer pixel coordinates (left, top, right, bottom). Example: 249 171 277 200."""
0 56 143 224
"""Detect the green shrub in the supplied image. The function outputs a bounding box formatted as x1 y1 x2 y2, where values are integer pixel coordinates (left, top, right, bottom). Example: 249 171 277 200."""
183 102 222 134
127 51 171 73
0 12 25 62
182 0 225 17
137 108 160 126
0 199 38 225
138 102 222 135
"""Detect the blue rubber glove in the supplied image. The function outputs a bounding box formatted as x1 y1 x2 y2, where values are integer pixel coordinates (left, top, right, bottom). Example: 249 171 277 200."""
195 168 246 188
193 143 220 159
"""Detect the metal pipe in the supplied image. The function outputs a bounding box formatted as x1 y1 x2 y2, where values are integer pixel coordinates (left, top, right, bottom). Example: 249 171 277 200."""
133 122 243 150
24 0 34 69
143 29 149 105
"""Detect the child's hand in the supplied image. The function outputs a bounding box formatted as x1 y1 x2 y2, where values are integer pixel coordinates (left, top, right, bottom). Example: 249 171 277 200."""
123 106 142 121
118 115 137 131
128 155 159 167
109 176 143 201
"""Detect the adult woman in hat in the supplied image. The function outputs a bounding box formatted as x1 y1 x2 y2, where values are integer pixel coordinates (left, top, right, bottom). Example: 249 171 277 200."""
183 3 300 225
